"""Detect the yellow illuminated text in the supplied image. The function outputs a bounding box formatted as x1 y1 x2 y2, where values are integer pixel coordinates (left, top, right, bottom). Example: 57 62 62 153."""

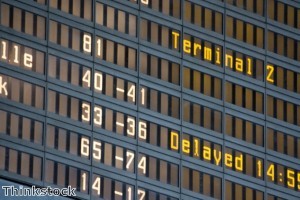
170 132 244 170
266 64 274 83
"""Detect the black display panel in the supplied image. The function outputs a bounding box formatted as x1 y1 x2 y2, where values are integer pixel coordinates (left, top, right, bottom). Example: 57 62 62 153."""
0 0 299 199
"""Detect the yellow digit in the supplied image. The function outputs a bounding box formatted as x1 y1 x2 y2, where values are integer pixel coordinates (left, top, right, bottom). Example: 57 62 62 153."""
82 70 91 88
267 164 275 181
82 103 90 122
140 88 145 105
127 85 136 102
266 65 274 83
287 169 295 188
127 117 135 136
298 173 300 190
92 177 101 195
127 186 132 200
83 34 92 53
81 137 90 157
94 72 103 91
138 156 146 174
138 121 147 140
257 160 262 177
96 38 101 57
94 106 102 126
81 172 87 191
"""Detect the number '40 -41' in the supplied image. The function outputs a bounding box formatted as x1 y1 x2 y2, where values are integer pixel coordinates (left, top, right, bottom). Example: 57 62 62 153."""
82 70 136 103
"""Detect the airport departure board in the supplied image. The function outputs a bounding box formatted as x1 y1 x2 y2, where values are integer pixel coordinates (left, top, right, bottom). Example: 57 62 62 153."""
0 0 299 199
